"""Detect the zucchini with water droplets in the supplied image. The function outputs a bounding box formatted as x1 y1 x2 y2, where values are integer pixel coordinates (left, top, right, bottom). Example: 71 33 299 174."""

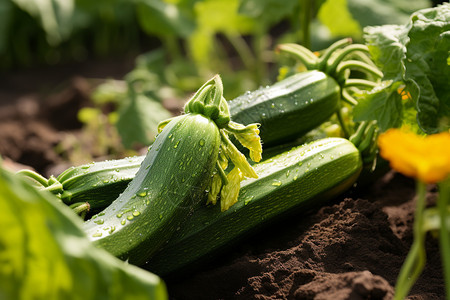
228 70 340 146
145 137 363 275
82 75 262 265
19 70 341 214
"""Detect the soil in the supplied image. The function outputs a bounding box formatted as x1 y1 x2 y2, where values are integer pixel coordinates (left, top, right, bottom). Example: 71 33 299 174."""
0 63 445 300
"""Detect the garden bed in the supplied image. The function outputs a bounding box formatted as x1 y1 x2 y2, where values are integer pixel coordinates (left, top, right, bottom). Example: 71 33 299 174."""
0 66 444 299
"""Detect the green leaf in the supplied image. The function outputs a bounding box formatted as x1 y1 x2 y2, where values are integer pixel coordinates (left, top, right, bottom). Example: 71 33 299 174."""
363 24 409 80
188 0 255 65
136 0 195 37
353 81 404 131
362 4 450 133
12 0 75 45
116 92 172 148
404 4 450 132
238 0 298 28
0 166 167 300
318 0 362 38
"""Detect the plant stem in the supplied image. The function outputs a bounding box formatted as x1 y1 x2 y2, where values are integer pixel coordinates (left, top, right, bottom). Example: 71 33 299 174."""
438 178 450 299
301 0 311 50
394 181 427 300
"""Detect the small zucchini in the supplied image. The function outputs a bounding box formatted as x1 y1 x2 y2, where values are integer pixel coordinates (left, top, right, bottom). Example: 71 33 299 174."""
228 70 340 146
145 137 363 275
56 156 145 214
82 75 262 265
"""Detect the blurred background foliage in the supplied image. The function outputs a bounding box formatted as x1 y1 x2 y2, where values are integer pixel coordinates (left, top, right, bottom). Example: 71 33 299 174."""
0 0 435 162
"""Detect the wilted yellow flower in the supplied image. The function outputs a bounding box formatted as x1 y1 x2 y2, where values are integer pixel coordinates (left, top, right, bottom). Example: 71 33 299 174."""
378 129 450 183
233 123 263 163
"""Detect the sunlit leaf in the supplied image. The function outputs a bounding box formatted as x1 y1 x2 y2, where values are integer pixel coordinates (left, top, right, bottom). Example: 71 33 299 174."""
12 0 75 45
116 92 172 148
136 0 195 37
0 166 167 300
238 0 298 28
318 0 362 38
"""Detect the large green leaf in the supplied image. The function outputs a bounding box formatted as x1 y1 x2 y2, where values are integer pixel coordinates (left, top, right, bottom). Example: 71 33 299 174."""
12 0 75 45
360 4 450 133
238 0 298 28
116 91 172 148
318 0 362 38
353 81 404 131
0 166 167 300
136 0 195 37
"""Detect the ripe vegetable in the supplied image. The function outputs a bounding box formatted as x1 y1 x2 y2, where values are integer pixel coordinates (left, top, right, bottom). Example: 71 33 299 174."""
82 75 262 265
228 70 340 146
145 137 363 275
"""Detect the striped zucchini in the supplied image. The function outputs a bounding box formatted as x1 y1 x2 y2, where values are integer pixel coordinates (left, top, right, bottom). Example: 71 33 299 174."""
228 70 340 146
145 137 363 275
82 75 262 265
18 70 340 215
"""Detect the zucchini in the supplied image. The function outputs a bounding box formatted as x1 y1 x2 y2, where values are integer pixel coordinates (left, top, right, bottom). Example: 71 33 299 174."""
56 156 145 214
228 70 340 146
82 75 262 265
145 137 363 275
18 70 340 214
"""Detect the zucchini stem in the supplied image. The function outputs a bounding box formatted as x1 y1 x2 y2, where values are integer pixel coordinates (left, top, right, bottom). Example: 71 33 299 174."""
335 60 384 80
16 169 49 187
276 43 318 70
318 38 352 71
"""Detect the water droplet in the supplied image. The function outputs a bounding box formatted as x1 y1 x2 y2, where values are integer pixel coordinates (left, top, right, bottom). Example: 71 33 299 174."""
298 162 303 166
138 191 147 197
127 215 134 220
116 213 123 218
286 170 290 177
294 175 298 181
261 112 267 119
159 214 163 220
92 232 102 237
272 180 282 186
244 195 254 205
199 139 205 146
109 226 116 234
81 165 90 170
168 134 173 139
174 141 180 148
103 179 109 183
121 219 126 225
132 211 141 217
94 219 104 225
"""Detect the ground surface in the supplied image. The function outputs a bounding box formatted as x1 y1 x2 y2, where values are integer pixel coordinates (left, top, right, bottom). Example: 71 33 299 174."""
0 63 445 300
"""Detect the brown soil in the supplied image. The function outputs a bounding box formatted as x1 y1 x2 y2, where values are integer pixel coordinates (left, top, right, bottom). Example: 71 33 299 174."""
0 64 445 300
166 172 444 299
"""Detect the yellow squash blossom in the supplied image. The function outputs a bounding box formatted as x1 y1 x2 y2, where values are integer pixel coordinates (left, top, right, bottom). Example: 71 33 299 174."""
378 129 450 183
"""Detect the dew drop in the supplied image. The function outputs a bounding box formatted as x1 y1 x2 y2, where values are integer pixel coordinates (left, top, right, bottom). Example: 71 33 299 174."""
121 219 126 225
127 215 134 221
116 213 123 218
94 219 104 225
272 180 282 186
92 232 102 238
132 211 141 217
137 191 147 197
199 139 205 146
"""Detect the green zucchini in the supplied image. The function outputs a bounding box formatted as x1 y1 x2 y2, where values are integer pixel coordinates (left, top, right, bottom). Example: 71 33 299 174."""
82 75 262 265
145 137 362 275
228 70 340 146
18 70 340 214
56 156 145 214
